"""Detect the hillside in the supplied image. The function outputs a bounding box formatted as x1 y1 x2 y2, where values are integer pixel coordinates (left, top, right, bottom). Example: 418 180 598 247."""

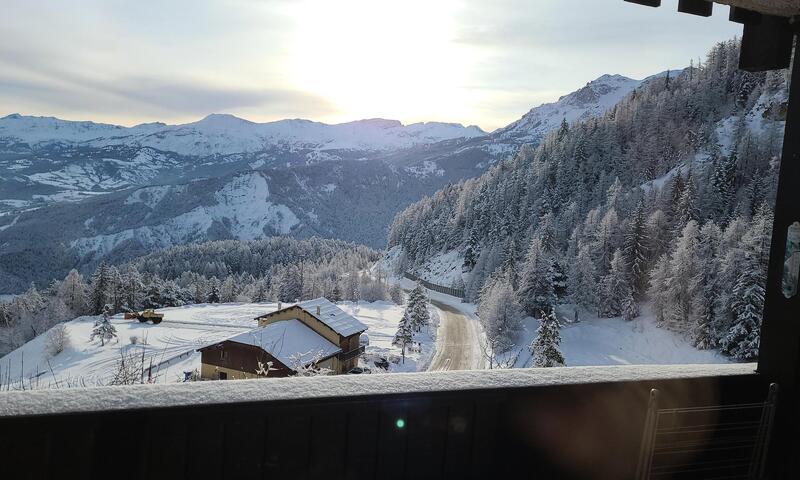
387 39 788 363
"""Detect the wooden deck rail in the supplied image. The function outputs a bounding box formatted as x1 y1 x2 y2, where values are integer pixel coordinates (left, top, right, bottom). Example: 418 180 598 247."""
0 364 767 480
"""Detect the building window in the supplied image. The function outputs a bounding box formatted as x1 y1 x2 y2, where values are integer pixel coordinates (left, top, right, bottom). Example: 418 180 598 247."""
220 350 228 360
218 371 227 380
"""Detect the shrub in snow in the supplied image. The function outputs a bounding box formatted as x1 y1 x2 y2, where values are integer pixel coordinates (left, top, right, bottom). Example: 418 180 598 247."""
44 323 70 358
107 349 144 386
129 335 140 345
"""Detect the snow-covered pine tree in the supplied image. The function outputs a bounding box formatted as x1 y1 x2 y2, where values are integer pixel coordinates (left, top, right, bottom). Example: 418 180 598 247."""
569 245 597 310
622 290 639 321
598 249 630 318
90 307 117 346
623 199 649 298
648 255 671 326
529 310 565 367
408 284 430 331
720 252 764 360
393 309 413 347
517 237 556 317
88 263 111 315
207 277 221 303
663 221 702 332
462 229 480 272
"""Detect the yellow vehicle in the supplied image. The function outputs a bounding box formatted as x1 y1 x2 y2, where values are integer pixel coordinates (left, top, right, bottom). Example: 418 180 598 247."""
123 309 164 324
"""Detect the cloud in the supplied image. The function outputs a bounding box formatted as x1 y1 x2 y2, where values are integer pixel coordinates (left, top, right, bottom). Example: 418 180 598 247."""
0 46 334 125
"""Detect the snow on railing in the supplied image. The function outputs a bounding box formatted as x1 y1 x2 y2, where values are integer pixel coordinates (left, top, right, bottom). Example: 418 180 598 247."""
0 363 756 418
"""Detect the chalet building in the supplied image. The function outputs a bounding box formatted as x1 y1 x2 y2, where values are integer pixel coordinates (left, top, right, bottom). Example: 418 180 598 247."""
255 298 368 374
198 298 367 379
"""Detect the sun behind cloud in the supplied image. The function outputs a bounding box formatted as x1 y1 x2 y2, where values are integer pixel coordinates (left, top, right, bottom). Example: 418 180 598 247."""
287 0 477 125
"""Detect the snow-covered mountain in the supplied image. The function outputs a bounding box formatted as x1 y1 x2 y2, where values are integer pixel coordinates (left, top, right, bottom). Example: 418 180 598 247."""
0 113 486 156
0 71 670 291
496 74 644 142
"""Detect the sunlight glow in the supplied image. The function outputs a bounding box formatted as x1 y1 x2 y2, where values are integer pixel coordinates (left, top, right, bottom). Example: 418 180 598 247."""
289 0 474 124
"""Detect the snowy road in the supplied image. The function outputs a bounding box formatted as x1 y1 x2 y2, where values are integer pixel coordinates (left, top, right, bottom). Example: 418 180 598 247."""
428 298 484 371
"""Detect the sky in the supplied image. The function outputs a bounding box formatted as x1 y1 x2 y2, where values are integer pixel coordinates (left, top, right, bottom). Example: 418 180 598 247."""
0 0 742 132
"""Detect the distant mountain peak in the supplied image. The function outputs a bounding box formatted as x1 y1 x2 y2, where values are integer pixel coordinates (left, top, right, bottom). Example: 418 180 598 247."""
496 72 643 143
194 113 255 126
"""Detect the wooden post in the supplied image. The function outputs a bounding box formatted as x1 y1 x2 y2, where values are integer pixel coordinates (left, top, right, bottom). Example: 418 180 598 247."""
758 34 800 479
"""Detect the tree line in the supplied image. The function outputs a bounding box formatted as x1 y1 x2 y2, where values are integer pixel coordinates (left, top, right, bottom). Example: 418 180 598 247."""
0 236 391 356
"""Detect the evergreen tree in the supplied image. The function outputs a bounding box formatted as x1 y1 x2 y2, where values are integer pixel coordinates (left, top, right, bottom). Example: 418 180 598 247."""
90 307 117 346
720 253 764 360
529 310 565 367
462 229 480 272
88 263 111 315
649 255 671 326
207 277 221 304
517 238 555 317
598 249 629 318
623 199 650 298
569 246 597 309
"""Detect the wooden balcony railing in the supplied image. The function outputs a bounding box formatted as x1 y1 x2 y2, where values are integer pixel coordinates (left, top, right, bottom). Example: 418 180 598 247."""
0 364 766 480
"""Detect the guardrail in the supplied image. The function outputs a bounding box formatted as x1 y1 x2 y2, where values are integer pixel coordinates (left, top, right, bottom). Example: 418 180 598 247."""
403 271 465 299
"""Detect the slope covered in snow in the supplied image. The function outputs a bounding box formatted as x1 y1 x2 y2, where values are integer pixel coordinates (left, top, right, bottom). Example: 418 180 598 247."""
0 301 416 389
496 74 644 142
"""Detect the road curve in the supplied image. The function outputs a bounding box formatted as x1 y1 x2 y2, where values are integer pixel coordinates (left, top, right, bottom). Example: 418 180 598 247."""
427 299 483 371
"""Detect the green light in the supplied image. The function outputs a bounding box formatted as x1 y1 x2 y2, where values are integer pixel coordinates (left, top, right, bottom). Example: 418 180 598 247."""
395 418 405 429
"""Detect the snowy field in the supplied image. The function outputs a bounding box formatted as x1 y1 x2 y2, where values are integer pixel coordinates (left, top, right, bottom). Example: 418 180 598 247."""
503 304 732 368
0 301 419 389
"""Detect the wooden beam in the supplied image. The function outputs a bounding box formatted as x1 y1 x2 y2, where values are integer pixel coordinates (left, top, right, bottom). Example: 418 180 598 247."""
678 0 713 17
623 0 661 7
739 14 793 71
758 35 800 478
729 5 762 24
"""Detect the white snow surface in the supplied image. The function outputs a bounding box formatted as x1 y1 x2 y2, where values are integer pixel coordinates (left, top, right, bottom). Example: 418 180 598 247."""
227 319 341 366
0 113 486 156
0 363 756 417
296 297 368 337
338 300 439 373
496 74 642 142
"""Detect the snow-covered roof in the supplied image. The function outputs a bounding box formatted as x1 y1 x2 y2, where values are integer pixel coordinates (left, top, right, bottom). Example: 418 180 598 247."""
298 298 368 337
226 319 341 368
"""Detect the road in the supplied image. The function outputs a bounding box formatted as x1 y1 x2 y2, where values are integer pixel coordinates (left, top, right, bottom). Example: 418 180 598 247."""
427 298 484 371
